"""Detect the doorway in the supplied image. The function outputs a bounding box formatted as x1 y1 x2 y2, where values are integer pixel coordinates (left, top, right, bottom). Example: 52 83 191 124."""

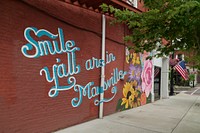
154 66 161 101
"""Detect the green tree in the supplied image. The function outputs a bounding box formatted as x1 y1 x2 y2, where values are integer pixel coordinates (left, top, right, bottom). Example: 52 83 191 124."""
101 0 200 63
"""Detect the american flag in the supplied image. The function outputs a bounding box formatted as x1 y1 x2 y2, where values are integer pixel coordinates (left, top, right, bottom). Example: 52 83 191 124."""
174 61 189 80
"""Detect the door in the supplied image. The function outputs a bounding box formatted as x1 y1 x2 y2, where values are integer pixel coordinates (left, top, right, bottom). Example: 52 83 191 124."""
154 66 161 101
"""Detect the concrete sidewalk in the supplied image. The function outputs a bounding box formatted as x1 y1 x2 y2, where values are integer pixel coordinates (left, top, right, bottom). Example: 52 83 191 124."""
55 87 200 133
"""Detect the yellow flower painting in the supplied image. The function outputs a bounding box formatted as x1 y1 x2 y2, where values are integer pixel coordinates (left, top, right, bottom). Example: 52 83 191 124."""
121 82 135 108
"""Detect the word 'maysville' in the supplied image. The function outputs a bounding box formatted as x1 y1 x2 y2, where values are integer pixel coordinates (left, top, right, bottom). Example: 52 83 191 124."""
21 27 127 107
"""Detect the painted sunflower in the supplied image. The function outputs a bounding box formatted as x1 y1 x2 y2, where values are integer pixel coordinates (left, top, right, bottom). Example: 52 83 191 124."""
132 53 140 65
130 80 137 88
132 90 141 107
126 53 133 64
121 82 135 108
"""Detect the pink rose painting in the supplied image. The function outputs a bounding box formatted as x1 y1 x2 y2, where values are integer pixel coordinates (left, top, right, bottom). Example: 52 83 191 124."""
141 60 153 97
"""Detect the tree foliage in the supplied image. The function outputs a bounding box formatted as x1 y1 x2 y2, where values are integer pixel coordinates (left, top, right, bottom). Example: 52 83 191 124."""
101 0 200 62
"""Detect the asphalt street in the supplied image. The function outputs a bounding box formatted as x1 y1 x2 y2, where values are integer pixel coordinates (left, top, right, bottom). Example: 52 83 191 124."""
185 87 200 96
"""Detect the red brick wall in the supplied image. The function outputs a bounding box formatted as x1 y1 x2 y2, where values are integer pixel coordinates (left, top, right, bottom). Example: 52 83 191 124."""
138 0 148 12
0 1 127 132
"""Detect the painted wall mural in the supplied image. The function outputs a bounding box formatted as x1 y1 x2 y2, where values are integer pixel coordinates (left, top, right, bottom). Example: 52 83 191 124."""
116 48 153 111
21 27 153 110
21 27 127 107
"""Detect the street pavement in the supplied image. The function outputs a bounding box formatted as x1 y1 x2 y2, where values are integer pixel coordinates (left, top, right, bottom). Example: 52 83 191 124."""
185 86 200 96
55 85 200 133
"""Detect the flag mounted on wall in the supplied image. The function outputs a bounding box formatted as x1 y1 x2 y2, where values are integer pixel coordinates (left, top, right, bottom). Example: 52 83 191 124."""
174 61 189 80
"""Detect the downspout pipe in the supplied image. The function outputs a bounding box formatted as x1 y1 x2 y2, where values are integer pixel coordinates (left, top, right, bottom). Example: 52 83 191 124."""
99 14 106 119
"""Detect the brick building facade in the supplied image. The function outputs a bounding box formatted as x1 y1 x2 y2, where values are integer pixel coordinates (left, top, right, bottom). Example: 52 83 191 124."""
0 1 168 132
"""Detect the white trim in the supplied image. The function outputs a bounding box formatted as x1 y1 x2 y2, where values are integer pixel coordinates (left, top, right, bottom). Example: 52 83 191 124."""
127 0 138 8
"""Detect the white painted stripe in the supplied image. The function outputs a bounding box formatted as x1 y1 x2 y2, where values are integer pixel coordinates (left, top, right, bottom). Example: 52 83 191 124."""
191 88 200 95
